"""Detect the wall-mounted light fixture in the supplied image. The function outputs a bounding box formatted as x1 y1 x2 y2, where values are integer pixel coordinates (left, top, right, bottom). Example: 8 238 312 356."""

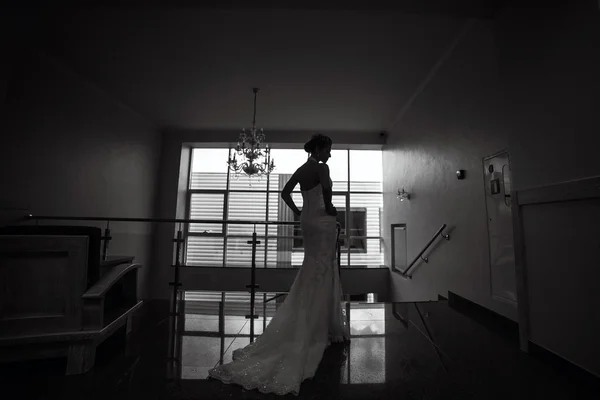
397 188 411 201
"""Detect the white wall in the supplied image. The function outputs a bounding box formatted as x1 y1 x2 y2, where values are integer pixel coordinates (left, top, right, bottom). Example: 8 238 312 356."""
498 5 600 190
519 189 600 376
0 31 162 298
498 4 600 377
383 1 600 331
382 18 516 319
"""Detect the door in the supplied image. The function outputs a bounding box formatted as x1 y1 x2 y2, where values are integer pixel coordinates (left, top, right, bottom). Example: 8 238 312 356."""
483 151 517 303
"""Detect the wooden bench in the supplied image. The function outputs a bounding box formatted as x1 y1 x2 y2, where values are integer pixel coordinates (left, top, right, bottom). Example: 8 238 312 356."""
0 228 143 375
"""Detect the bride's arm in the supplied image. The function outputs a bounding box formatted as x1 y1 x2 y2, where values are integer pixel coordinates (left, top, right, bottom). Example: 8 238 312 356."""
281 175 301 216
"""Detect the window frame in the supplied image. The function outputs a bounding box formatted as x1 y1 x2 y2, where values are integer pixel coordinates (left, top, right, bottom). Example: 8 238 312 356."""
185 148 384 267
290 205 369 253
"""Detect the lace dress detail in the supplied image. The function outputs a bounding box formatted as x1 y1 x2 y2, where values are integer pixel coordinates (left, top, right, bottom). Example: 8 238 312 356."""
208 184 350 396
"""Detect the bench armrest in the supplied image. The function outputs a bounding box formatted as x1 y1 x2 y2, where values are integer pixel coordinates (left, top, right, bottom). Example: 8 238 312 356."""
81 263 142 330
83 263 142 300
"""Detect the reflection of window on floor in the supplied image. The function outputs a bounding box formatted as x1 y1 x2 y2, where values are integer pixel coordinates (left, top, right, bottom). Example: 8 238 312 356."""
184 291 276 336
180 336 222 380
343 303 386 384
349 304 385 335
180 292 387 383
180 335 253 380
184 292 386 338
180 291 278 380
342 337 386 384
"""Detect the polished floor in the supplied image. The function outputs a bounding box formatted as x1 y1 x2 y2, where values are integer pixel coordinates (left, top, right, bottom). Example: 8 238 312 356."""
1 295 599 400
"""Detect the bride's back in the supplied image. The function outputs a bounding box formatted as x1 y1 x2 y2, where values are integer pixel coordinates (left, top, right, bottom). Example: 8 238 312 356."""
294 161 323 192
293 161 333 223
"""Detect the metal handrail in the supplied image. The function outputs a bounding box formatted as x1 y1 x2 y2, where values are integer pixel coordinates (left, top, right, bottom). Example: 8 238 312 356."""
22 213 345 352
264 293 286 303
26 214 299 225
399 224 450 279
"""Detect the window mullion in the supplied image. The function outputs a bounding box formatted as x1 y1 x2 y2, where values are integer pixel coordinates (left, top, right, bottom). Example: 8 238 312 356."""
347 149 351 267
223 148 232 268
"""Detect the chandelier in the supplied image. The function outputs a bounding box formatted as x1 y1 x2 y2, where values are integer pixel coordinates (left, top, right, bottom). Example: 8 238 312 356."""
227 88 275 178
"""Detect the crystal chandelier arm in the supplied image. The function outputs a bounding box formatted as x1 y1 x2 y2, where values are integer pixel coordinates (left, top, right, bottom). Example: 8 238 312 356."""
228 87 275 178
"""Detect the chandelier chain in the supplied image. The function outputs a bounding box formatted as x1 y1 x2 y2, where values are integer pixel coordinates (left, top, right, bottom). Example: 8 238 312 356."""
227 88 275 179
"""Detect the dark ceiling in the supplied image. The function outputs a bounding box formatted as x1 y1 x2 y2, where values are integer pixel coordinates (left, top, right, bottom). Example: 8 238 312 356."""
5 1 506 133
6 0 506 18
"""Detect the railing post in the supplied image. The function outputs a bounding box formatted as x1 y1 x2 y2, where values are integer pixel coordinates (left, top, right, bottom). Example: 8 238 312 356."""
337 223 341 277
219 300 225 365
168 226 184 360
245 227 260 343
171 228 183 314
263 292 267 331
102 221 111 261
345 302 351 329
219 298 225 335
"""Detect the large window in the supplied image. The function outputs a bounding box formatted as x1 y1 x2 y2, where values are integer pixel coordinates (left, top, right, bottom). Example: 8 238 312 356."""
185 147 383 268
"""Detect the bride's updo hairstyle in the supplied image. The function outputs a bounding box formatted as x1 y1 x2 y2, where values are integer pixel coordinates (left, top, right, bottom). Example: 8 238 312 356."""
303 134 333 154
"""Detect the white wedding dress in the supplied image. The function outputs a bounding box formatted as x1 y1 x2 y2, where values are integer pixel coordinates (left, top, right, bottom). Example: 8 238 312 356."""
208 184 350 396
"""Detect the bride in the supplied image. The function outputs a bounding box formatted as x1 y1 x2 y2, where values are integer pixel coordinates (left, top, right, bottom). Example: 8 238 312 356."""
208 134 350 395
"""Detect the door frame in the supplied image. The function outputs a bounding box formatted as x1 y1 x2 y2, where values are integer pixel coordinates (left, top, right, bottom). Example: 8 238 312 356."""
483 150 518 304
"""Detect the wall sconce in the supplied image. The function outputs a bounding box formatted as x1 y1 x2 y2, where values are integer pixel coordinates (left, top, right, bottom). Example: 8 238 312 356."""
397 188 411 201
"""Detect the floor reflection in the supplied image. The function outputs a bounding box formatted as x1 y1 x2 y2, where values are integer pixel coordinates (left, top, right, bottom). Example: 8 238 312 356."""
178 292 387 385
349 305 386 335
343 338 386 384
180 336 223 379
3 295 598 400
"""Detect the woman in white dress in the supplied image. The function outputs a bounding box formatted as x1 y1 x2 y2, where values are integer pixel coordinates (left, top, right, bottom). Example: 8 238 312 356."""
208 134 350 396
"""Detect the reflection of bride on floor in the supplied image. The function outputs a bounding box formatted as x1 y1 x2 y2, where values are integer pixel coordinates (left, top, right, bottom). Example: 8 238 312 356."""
208 134 350 396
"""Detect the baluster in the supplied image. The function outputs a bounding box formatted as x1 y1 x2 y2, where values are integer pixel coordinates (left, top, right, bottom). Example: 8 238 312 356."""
102 220 111 261
219 300 225 365
245 224 260 343
337 223 342 277
263 293 267 331
168 224 184 360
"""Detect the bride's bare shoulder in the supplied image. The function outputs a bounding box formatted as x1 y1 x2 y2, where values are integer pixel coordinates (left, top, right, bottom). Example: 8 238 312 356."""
295 161 315 175
294 162 322 190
